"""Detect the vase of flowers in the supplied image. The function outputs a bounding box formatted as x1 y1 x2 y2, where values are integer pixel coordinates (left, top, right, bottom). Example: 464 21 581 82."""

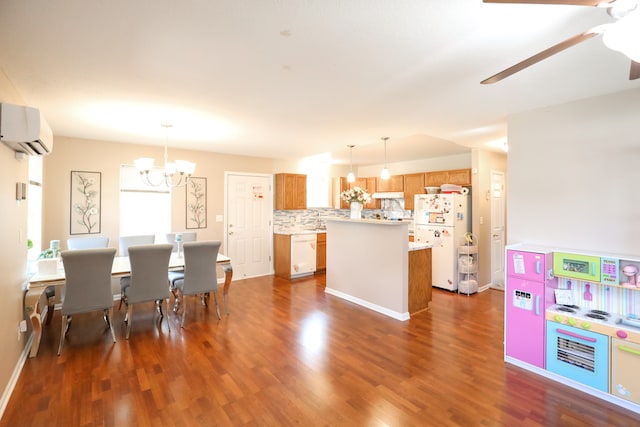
340 186 371 219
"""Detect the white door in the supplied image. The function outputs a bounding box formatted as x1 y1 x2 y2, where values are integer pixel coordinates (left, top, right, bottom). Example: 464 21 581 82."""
490 170 506 290
225 172 273 279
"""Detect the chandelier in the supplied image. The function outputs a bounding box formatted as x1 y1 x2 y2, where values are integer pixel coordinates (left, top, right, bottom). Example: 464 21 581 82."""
134 124 196 188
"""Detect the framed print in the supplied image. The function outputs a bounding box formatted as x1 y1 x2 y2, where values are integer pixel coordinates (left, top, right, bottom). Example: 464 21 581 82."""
70 171 102 234
186 177 207 229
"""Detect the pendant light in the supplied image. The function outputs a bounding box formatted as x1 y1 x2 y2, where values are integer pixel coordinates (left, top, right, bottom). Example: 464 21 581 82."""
380 137 390 180
347 144 356 183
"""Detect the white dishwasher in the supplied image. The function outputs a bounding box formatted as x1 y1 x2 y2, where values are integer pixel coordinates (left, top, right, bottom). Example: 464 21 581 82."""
290 233 317 278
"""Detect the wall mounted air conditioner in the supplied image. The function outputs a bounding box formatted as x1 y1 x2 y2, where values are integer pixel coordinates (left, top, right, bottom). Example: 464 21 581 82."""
0 103 53 155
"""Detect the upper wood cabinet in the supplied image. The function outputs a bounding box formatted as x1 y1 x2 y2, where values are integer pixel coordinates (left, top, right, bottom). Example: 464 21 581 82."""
275 173 307 210
447 169 472 186
403 173 425 211
339 177 380 209
375 175 404 192
425 168 471 187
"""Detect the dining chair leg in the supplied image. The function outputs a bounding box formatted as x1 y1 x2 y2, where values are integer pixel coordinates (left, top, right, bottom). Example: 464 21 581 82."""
58 314 70 356
125 305 133 340
180 297 187 328
213 291 221 320
46 299 55 325
171 287 180 313
163 298 171 331
107 308 116 343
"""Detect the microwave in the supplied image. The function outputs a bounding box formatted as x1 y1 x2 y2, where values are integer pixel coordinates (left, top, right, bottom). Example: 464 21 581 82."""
553 251 601 282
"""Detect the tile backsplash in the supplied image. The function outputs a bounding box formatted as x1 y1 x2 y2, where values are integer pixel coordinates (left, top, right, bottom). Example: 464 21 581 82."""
274 207 413 232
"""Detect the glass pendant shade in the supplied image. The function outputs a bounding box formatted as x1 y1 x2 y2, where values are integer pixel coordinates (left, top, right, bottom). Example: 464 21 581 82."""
380 137 390 180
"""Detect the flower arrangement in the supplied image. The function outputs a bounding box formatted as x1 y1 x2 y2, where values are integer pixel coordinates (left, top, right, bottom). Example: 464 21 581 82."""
340 186 371 205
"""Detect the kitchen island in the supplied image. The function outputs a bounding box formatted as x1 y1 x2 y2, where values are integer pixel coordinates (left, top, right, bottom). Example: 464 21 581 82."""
325 218 432 320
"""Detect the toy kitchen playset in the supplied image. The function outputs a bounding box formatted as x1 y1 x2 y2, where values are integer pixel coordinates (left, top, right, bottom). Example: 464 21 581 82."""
505 244 640 414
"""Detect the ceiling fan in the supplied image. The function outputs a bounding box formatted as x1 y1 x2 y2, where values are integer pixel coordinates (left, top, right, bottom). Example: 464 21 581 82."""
481 0 640 84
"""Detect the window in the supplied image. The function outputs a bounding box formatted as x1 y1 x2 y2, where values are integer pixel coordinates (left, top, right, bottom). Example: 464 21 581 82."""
119 165 171 243
27 156 43 263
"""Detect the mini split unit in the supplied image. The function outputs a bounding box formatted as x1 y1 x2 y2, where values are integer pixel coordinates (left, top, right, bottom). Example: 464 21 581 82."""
0 103 53 155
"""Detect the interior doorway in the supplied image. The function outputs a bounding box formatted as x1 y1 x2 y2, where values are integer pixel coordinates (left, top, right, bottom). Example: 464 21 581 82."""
224 172 273 279
490 170 506 290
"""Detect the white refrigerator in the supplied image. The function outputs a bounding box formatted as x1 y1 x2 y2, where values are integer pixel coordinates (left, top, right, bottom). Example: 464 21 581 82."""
414 193 470 291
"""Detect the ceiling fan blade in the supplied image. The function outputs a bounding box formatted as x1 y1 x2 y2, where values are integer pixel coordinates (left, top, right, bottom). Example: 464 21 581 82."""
483 0 612 6
631 61 640 80
481 31 598 84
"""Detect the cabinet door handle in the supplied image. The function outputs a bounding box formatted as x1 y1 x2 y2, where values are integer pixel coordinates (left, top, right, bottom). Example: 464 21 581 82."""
591 262 595 276
619 345 640 356
556 328 597 343
535 295 540 316
536 260 541 275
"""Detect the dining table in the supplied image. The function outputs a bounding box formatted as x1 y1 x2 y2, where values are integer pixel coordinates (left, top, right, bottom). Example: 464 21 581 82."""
25 252 232 357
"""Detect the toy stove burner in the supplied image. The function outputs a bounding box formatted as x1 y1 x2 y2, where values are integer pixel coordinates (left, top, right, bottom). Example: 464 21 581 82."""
586 313 608 320
589 309 610 317
557 306 578 313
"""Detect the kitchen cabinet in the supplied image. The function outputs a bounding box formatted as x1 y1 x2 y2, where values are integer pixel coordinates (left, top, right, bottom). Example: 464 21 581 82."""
339 177 380 209
275 173 307 210
354 177 380 209
376 175 404 192
274 234 292 279
408 247 432 315
316 232 326 272
425 168 471 187
403 173 425 211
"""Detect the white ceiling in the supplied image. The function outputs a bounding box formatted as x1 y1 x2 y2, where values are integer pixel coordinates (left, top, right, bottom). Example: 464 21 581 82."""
1 0 638 166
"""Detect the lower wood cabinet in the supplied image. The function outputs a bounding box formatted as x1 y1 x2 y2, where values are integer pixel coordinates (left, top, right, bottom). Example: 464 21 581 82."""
408 247 432 315
316 233 326 272
274 234 292 279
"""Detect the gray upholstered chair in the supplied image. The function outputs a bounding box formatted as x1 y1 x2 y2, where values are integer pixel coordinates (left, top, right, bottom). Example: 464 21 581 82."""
118 234 156 309
166 231 197 287
171 241 222 327
58 248 117 355
165 231 197 252
119 235 156 256
122 244 173 339
47 236 110 325
67 236 110 250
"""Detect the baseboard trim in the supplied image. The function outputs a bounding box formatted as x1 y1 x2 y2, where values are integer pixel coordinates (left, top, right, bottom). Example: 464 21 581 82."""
0 333 32 421
324 287 410 321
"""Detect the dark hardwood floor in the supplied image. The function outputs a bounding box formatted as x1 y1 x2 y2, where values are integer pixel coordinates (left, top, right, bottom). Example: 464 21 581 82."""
2 274 638 426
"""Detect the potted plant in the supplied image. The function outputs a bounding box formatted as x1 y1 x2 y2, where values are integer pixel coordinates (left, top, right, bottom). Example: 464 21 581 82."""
37 243 60 275
340 186 371 219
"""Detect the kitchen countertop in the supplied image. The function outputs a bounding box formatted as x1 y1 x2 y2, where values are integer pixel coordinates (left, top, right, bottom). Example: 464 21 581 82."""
408 242 431 251
274 228 326 235
327 218 409 226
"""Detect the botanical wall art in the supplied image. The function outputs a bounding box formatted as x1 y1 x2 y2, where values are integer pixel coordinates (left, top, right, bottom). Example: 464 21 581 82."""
70 171 101 234
186 177 207 229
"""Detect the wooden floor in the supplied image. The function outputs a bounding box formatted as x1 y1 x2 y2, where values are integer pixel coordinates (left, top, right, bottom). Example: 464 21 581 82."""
2 274 638 426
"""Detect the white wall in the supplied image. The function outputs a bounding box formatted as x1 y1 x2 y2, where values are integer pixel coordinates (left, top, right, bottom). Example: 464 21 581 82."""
0 71 30 417
507 88 640 255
